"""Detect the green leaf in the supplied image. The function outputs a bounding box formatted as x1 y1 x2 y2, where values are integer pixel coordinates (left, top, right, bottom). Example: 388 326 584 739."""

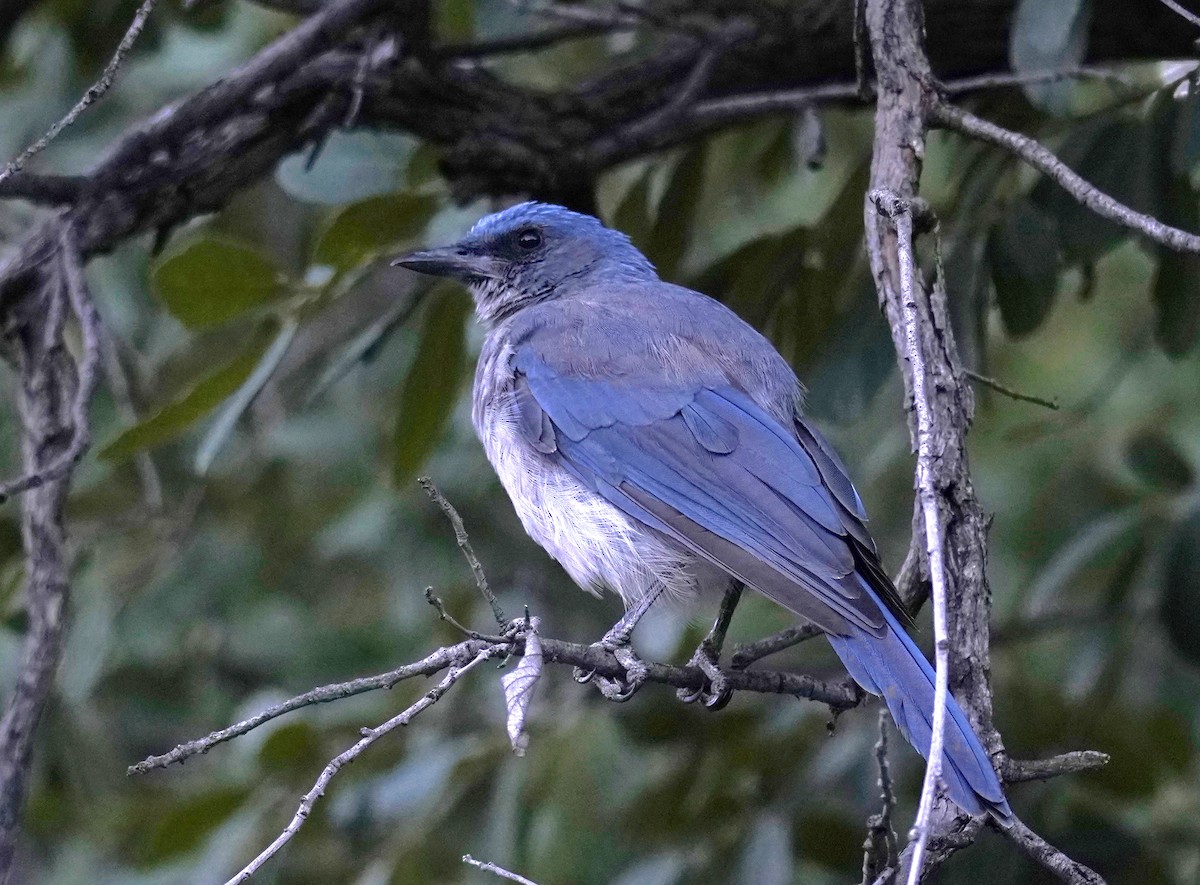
1162 506 1200 666
258 721 325 777
1152 247 1200 356
98 336 272 462
805 272 896 423
611 169 654 255
307 290 424 405
1009 0 1090 115
1032 119 1159 263
313 192 439 272
194 319 299 476
1169 79 1200 177
406 141 442 187
1125 430 1194 491
943 235 991 372
736 812 793 885
436 0 473 41
392 286 471 485
988 201 1060 337
276 131 417 205
138 785 250 864
1149 93 1200 356
648 145 706 279
151 237 289 329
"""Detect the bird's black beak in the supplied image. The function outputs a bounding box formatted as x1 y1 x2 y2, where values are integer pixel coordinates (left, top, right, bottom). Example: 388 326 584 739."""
391 246 496 281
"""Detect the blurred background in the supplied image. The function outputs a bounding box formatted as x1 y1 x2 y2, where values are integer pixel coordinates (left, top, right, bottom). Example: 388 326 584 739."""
0 1 1199 883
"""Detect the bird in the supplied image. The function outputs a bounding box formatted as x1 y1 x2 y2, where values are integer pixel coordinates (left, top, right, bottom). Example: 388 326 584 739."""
393 201 1012 824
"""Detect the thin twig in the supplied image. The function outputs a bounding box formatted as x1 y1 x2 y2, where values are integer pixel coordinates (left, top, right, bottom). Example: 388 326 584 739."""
862 710 898 884
941 66 1139 95
853 0 873 101
590 17 755 163
965 370 1059 410
437 20 626 58
1003 818 1105 884
99 327 163 512
419 477 507 626
223 647 501 885
0 226 102 503
869 190 950 885
0 0 158 186
424 587 506 642
1002 751 1110 784
730 623 823 669
128 639 494 774
684 66 1139 127
131 633 866 775
931 101 1200 255
463 854 541 885
1158 0 1200 29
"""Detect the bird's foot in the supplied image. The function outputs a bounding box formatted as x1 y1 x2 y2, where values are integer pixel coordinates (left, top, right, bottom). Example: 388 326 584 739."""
676 638 732 711
573 633 648 703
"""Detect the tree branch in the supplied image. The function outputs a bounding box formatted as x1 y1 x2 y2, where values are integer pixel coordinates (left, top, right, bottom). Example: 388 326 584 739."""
132 631 864 776
730 624 823 669
127 638 496 774
1002 751 1110 784
0 249 91 879
0 0 159 186
463 854 542 885
870 189 952 885
930 101 1200 255
223 646 503 885
419 477 507 627
1157 0 1200 29
965 369 1059 411
0 226 103 504
1004 818 1105 885
0 173 86 206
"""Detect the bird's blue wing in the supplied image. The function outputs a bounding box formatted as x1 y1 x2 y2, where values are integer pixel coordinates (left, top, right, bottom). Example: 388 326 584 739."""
513 347 895 637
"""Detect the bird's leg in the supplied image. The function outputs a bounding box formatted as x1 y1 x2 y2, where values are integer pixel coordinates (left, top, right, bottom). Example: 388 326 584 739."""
678 580 744 710
573 583 664 702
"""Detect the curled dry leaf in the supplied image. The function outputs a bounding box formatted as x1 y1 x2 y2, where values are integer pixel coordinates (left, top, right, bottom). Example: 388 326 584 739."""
500 618 543 756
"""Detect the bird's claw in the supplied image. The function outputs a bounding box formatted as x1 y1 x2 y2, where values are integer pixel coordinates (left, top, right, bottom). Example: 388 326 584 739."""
677 641 732 711
574 635 647 702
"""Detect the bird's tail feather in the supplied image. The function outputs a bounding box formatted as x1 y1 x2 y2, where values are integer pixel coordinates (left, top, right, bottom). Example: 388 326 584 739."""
827 601 1012 825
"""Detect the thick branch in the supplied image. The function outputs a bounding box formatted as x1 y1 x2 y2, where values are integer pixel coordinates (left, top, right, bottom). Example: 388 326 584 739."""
0 281 78 879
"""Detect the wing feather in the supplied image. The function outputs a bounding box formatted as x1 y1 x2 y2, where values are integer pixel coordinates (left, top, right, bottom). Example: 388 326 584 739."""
514 348 897 637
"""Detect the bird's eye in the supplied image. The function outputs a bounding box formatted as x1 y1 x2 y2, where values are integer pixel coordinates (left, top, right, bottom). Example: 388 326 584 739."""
516 228 542 250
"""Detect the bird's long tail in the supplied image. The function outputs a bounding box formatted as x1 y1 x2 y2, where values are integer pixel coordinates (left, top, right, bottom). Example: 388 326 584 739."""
827 601 1012 825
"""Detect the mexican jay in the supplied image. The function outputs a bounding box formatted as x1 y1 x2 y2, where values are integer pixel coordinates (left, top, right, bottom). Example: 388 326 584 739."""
394 201 1011 823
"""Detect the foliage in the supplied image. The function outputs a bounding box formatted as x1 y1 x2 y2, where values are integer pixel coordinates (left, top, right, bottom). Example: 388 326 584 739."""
0 2 1198 884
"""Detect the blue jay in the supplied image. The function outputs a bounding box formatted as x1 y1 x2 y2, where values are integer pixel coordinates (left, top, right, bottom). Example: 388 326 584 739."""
394 202 1011 823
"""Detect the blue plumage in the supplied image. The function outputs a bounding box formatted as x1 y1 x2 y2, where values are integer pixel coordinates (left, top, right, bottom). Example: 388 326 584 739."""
394 201 1012 825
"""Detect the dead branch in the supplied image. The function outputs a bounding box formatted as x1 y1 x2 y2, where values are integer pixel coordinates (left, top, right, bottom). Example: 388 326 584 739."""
223 646 503 884
131 632 865 776
931 102 1200 255
1004 818 1105 884
870 189 953 885
0 1 159 185
419 477 506 626
463 854 542 885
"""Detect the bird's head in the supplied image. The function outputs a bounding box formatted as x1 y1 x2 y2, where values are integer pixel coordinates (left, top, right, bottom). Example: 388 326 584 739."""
392 202 657 323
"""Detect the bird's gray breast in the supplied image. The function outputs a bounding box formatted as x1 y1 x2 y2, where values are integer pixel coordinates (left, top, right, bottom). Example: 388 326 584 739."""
471 329 712 609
